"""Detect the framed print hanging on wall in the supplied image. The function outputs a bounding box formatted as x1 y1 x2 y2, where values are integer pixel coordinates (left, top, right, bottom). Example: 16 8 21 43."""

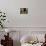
20 8 28 14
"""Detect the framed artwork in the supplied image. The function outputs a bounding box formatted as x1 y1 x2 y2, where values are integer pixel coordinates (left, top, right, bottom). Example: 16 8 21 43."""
20 8 28 14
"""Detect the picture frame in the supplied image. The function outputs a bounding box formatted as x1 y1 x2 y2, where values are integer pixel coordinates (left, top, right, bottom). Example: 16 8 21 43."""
20 8 28 14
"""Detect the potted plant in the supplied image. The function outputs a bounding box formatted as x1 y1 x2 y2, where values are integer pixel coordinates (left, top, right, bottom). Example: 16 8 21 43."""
0 10 6 28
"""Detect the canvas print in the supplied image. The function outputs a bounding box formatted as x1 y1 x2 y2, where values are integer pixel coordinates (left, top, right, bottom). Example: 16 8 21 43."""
20 8 28 14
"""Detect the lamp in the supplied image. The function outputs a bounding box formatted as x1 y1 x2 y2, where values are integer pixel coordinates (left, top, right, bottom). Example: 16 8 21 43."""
5 29 9 33
5 29 10 37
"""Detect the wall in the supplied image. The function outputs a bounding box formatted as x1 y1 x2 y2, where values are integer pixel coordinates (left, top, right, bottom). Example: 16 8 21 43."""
0 0 46 27
31 0 46 27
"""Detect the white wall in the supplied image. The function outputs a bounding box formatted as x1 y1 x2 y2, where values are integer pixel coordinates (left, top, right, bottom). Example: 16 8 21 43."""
31 0 46 27
0 0 46 27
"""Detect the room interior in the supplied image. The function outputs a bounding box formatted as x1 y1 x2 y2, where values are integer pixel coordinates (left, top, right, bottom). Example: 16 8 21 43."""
0 0 46 46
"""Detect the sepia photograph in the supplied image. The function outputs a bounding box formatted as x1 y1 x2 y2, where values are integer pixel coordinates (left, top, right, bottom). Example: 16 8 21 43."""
20 8 28 14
